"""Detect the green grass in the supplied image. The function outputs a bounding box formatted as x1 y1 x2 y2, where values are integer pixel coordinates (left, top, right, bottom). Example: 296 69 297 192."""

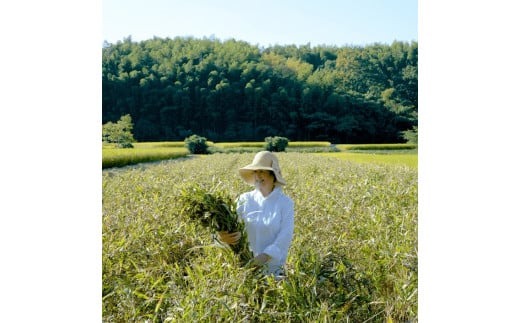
103 153 417 321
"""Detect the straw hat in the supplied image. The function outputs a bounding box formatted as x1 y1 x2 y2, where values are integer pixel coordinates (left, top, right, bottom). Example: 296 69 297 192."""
239 151 286 186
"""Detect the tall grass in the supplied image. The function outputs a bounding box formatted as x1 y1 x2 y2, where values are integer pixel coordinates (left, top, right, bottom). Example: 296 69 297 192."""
103 153 417 321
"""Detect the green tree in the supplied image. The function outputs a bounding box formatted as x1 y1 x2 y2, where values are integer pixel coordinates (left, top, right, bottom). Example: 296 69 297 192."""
184 134 209 154
102 37 417 143
102 114 136 148
264 136 289 152
401 126 418 144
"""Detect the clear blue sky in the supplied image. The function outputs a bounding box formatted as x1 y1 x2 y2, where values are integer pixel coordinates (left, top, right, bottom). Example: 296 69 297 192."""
103 0 417 47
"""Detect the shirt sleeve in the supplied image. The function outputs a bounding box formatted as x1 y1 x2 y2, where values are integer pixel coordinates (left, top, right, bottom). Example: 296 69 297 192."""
236 193 247 217
262 197 294 261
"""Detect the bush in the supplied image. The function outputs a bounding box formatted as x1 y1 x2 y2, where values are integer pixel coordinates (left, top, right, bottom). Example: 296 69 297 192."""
184 134 209 154
264 136 289 152
118 142 134 148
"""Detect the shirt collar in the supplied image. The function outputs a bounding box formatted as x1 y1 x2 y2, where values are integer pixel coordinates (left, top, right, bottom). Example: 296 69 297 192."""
255 186 281 201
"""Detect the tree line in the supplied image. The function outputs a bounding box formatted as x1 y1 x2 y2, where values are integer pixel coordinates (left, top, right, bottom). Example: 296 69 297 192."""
102 36 417 143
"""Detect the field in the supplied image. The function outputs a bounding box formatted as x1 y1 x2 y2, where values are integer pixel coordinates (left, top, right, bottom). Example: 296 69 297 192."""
102 142 189 168
318 152 417 169
102 142 417 169
336 144 417 151
103 151 418 322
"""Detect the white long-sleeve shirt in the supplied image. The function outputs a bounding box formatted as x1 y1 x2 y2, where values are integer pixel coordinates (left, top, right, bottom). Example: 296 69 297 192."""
236 186 294 275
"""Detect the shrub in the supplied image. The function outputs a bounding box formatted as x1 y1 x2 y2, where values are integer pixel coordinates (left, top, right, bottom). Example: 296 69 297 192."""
264 136 289 152
118 142 134 148
184 134 209 154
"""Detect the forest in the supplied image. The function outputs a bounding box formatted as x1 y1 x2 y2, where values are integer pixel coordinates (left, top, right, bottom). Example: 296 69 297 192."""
102 36 417 143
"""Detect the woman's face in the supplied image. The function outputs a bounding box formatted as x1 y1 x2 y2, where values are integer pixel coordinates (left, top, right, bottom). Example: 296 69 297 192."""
253 170 275 190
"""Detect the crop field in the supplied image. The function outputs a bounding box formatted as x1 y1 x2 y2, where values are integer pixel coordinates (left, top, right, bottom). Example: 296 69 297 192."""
336 144 417 151
102 142 417 169
103 152 417 322
319 152 418 169
102 144 189 169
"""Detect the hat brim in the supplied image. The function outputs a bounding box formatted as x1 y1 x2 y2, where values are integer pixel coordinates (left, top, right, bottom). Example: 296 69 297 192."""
239 166 286 186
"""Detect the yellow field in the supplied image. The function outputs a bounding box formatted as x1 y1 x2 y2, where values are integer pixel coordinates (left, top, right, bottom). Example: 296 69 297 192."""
289 141 331 147
212 142 265 148
318 152 418 168
336 143 417 151
102 145 188 168
132 141 186 148
102 141 418 169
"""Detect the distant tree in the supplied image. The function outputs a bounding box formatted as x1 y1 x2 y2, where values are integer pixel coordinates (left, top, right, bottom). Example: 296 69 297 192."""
102 114 136 148
184 134 209 154
264 136 289 152
102 38 417 143
401 126 418 144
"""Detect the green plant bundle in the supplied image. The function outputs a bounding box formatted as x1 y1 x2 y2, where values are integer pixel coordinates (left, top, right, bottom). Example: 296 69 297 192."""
178 183 253 264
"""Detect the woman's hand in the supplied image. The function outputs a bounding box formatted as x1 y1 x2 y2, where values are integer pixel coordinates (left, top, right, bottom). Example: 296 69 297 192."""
218 231 241 245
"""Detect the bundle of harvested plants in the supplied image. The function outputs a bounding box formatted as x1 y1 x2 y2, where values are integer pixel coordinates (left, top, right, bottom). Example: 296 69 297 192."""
178 183 253 264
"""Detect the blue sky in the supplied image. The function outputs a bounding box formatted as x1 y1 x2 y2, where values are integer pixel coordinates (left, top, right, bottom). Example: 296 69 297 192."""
103 0 417 47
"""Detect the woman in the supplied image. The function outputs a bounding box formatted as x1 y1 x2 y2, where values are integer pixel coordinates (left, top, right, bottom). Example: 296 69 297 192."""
219 151 294 276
